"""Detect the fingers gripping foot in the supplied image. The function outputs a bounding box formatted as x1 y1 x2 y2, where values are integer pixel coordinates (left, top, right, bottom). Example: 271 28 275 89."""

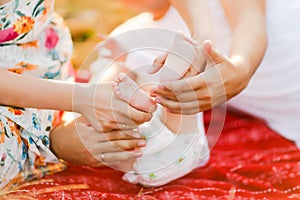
114 73 157 113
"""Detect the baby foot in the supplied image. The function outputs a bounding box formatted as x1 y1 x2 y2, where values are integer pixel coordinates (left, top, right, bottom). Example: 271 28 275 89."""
160 35 196 82
114 73 157 113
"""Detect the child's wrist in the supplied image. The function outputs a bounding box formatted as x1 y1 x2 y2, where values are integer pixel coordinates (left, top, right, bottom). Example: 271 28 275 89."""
72 83 94 114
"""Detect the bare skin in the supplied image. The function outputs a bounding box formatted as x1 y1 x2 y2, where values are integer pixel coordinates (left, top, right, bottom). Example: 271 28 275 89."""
151 0 267 114
50 115 146 169
149 34 207 83
114 73 157 113
114 0 204 135
121 0 170 20
113 72 199 135
0 0 10 6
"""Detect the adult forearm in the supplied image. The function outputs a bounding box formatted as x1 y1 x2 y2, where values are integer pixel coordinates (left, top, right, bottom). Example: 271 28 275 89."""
229 12 267 77
0 69 75 111
170 0 214 42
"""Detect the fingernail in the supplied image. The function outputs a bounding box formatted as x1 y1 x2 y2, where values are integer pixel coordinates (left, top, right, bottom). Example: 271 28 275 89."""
114 89 120 95
133 133 142 138
138 140 146 147
158 85 165 89
150 90 157 96
155 98 161 104
149 104 157 113
133 150 143 157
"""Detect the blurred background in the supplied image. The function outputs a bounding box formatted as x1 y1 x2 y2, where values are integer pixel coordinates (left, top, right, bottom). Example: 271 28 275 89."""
55 0 137 69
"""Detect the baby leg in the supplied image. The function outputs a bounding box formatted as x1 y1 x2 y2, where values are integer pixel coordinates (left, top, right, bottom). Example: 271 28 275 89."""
159 35 197 82
113 73 209 187
123 108 210 187
113 73 157 113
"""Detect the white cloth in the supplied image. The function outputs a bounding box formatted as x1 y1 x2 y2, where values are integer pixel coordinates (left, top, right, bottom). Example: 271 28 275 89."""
207 0 300 146
110 7 190 37
110 8 210 186
108 0 300 186
123 106 209 187
111 0 300 147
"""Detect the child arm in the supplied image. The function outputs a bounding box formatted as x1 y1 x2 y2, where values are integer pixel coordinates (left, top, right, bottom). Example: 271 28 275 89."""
0 69 74 111
0 69 151 130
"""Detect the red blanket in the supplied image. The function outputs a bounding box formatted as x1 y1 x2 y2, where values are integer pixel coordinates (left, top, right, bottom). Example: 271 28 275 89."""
4 109 300 199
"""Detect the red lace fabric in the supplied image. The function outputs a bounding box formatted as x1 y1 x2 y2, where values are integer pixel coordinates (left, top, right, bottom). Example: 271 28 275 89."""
3 109 300 199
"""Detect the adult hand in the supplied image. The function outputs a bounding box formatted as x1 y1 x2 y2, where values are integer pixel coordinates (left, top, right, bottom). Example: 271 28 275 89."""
50 116 146 169
73 82 152 132
150 41 253 114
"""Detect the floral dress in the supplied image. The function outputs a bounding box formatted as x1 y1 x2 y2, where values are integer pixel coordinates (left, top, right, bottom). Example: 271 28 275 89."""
0 0 73 189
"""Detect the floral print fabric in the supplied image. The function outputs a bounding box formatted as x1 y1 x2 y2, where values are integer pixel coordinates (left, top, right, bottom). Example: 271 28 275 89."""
0 0 73 189
0 0 54 44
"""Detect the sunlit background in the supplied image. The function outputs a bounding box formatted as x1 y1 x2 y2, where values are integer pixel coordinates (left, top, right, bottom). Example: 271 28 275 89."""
55 0 137 69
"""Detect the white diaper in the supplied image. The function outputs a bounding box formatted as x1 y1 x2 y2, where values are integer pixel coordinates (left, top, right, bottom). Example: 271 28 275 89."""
123 107 210 187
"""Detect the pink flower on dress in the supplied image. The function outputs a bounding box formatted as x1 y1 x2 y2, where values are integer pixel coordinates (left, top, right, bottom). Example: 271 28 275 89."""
45 27 59 50
0 27 19 43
